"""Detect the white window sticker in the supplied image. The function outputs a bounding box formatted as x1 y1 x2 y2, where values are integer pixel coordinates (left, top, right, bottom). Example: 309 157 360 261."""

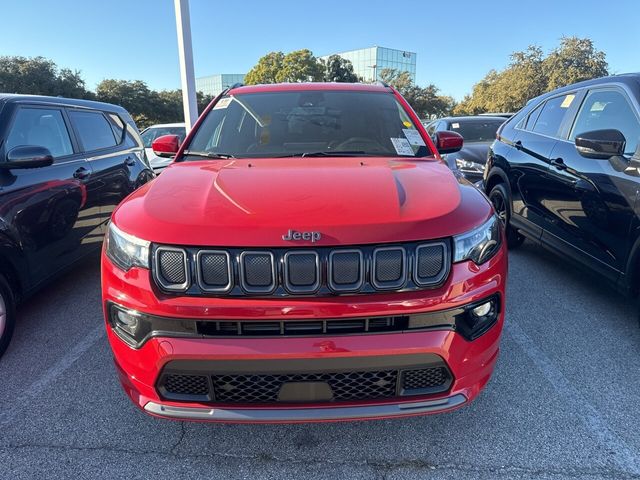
403 129 426 146
213 97 232 109
390 137 414 156
451 122 460 129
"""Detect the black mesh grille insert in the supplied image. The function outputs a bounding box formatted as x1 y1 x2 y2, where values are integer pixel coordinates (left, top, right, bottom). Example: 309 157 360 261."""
242 253 273 288
401 367 451 393
200 252 230 287
374 248 405 284
330 251 361 287
158 250 186 285
163 374 209 396
416 245 444 280
286 253 317 287
212 370 398 403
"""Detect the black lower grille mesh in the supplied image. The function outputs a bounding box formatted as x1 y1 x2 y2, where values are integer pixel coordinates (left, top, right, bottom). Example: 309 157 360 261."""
212 370 397 403
163 374 209 396
159 366 452 404
402 367 451 393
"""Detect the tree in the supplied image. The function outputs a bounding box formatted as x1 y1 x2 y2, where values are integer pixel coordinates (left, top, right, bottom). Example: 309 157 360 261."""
245 51 285 85
323 55 359 82
0 56 92 98
380 68 455 118
543 37 608 91
276 49 324 83
455 37 608 115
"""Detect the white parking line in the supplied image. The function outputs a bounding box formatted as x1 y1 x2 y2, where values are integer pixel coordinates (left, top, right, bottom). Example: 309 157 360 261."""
506 322 640 476
0 325 104 427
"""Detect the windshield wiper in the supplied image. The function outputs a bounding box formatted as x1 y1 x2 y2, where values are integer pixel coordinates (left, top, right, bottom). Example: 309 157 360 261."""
182 150 236 159
285 150 369 157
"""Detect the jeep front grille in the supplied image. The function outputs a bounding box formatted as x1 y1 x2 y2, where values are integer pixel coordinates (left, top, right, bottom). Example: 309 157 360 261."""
152 240 450 296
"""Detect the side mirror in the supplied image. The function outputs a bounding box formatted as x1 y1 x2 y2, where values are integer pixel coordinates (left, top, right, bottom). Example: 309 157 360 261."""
2 146 54 169
152 134 181 158
435 131 464 155
575 129 625 159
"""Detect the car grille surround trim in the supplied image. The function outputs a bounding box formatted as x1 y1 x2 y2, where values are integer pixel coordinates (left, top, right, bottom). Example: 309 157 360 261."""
152 240 451 297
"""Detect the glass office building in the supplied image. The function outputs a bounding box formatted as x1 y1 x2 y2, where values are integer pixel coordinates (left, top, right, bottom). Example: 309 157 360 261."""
195 73 246 97
321 46 417 83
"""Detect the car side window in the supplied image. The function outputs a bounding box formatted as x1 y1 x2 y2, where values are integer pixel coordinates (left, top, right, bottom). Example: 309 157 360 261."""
531 94 576 137
5 107 73 158
570 89 640 156
68 110 117 152
106 113 126 144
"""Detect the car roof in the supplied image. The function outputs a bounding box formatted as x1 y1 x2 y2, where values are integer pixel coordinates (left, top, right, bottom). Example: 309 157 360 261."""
145 123 185 129
436 115 507 123
527 73 640 105
0 93 128 113
228 82 392 95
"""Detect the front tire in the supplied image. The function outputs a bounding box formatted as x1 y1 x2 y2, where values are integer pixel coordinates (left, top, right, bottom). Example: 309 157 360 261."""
489 183 525 248
0 273 16 358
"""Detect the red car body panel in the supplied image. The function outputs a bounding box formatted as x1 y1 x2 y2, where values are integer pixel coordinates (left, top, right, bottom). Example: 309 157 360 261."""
102 83 507 423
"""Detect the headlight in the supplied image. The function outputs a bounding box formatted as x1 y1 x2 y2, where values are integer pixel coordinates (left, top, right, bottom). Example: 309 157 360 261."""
106 222 150 271
453 215 501 265
455 158 484 172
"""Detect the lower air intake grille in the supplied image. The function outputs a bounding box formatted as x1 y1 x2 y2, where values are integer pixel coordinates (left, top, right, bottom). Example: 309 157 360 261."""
401 367 452 394
162 374 210 397
212 370 398 403
157 365 453 404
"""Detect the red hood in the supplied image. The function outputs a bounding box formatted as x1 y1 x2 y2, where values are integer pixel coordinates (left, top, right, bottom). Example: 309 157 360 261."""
113 158 493 246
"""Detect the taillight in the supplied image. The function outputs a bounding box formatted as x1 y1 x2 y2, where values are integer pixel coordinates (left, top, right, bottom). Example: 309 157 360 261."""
496 121 506 140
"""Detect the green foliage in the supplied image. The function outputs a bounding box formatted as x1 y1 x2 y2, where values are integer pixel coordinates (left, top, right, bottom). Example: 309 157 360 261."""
322 55 360 82
246 50 326 84
245 51 285 85
0 56 93 98
454 37 608 115
380 68 456 118
278 49 324 83
95 79 213 128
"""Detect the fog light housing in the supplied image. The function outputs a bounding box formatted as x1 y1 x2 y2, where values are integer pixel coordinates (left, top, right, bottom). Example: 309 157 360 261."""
115 309 139 336
455 295 500 341
471 302 492 318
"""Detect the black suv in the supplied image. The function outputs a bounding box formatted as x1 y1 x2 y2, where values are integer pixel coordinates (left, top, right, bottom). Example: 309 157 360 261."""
484 73 640 297
0 95 153 357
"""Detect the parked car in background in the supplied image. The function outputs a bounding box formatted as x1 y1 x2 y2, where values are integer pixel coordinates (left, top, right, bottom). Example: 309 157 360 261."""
0 94 153 358
140 123 185 173
102 82 507 423
484 73 640 305
479 113 514 119
426 116 506 183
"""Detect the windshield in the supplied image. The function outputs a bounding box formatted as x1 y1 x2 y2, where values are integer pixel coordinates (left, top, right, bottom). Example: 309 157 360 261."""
448 119 504 143
141 126 186 148
184 90 432 159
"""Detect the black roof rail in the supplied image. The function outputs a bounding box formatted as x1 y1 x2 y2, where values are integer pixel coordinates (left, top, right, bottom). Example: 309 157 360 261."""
375 81 389 88
228 82 244 90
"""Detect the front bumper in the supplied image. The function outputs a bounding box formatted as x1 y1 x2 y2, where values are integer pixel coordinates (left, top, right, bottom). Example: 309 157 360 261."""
102 245 506 423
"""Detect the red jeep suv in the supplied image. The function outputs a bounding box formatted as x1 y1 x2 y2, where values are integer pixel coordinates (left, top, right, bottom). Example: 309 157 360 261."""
102 83 507 423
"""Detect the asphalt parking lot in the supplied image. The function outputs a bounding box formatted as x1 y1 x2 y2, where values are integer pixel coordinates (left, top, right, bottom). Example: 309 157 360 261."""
1 241 640 480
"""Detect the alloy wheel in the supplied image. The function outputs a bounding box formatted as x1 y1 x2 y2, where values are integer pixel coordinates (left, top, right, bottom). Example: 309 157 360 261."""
490 191 508 225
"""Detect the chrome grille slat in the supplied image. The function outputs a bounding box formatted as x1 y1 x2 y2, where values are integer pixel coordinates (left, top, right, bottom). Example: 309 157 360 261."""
152 241 450 296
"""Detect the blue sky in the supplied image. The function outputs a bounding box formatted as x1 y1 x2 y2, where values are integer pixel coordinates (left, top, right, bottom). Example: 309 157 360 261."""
1 0 638 100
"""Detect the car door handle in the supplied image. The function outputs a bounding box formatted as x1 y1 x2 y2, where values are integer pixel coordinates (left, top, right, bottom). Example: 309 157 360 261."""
124 156 136 166
73 167 90 180
550 158 567 170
